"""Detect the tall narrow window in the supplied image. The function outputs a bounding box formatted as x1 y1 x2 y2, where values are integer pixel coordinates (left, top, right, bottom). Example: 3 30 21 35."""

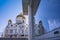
22 30 24 33
23 20 24 23
15 29 17 33
10 29 13 33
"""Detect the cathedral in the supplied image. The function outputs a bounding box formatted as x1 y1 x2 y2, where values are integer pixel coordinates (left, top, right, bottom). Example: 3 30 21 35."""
1 13 28 38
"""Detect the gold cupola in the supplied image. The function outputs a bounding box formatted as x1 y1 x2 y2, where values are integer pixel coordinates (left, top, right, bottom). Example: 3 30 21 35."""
16 13 25 19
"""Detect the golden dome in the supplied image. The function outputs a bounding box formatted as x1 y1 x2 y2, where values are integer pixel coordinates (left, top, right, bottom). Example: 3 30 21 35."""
16 13 25 19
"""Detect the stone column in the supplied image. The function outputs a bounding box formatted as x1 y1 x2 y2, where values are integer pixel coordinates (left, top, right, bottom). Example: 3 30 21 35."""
28 4 34 40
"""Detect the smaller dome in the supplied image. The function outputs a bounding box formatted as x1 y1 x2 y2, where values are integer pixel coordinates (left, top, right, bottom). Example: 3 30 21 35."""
16 13 25 19
8 19 12 22
39 20 42 23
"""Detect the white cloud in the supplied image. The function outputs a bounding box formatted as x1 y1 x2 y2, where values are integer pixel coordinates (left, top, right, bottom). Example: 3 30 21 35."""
48 19 60 31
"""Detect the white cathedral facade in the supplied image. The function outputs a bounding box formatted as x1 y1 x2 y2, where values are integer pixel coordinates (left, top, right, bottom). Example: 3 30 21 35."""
1 13 28 38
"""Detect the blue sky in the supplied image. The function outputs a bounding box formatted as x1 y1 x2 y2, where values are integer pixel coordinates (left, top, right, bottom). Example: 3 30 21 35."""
0 0 60 36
